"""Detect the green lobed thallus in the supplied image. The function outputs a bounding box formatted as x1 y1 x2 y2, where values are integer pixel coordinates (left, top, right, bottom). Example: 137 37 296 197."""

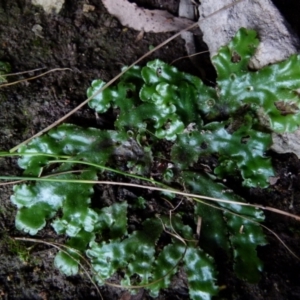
10 28 300 299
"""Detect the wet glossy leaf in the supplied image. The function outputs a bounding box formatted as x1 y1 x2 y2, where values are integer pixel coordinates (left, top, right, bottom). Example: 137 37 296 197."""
54 249 80 276
17 124 139 176
87 239 127 284
184 247 218 300
121 218 163 285
149 242 183 297
95 202 128 239
183 172 266 282
15 202 54 235
211 28 300 132
172 116 274 188
54 230 94 276
12 170 97 236
87 79 114 113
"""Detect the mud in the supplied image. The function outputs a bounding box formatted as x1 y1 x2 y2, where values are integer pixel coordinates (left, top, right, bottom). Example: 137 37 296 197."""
0 0 300 299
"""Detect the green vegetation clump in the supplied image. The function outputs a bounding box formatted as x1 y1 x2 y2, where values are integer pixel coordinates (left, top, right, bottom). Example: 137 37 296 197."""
0 61 10 84
10 29 300 299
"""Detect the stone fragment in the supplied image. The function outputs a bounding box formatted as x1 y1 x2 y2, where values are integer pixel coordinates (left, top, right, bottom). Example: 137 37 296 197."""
198 0 300 69
32 0 64 13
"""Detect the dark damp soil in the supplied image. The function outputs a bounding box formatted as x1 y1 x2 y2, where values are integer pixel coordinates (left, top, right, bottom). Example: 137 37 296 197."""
0 0 300 299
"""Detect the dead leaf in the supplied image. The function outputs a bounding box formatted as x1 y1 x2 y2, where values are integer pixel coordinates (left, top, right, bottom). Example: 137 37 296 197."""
101 0 194 32
274 100 299 116
119 289 144 300
135 30 144 42
269 176 280 185
119 292 131 300
83 4 95 13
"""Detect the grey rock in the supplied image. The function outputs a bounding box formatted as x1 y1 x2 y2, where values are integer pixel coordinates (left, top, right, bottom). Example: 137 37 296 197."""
198 0 300 69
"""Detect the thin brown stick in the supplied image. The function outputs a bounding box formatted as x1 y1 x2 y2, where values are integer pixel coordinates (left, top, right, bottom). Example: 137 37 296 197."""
193 198 300 261
0 68 72 88
196 216 202 239
92 181 300 221
0 179 23 186
170 50 209 65
9 0 245 153
2 67 47 77
2 174 299 221
13 237 103 299
263 206 300 219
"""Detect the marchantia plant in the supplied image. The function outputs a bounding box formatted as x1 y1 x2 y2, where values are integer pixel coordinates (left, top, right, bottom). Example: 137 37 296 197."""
10 28 300 299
